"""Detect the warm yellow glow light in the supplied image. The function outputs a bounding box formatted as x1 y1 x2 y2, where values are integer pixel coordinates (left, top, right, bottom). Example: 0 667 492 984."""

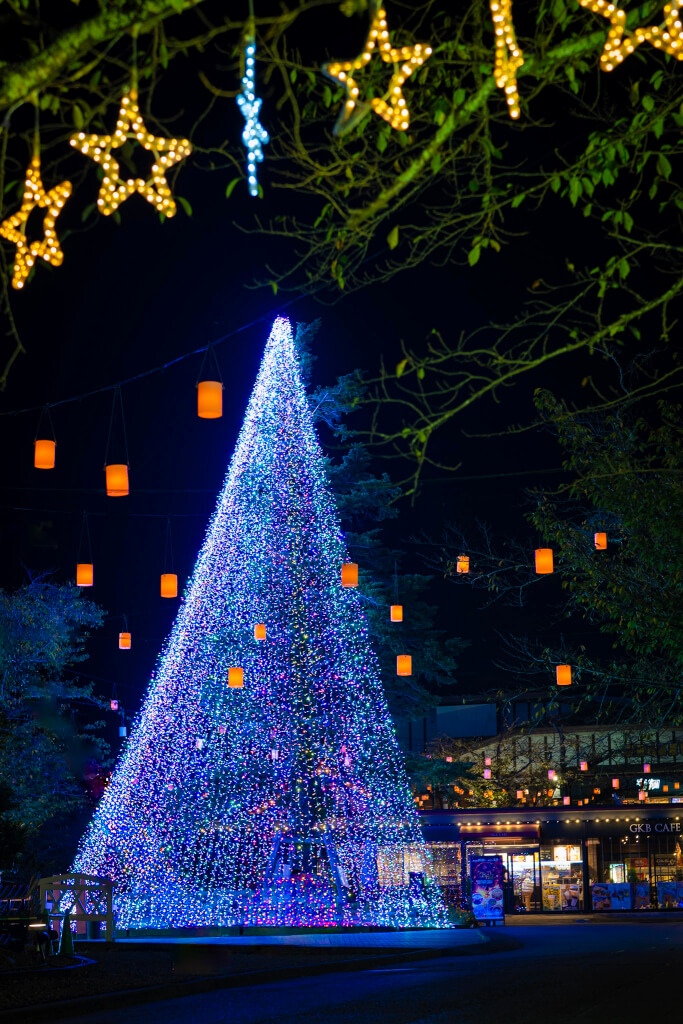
556 664 572 686
490 0 524 119
323 7 432 132
390 604 403 622
76 563 93 587
160 573 178 598
228 667 244 689
578 1 683 70
70 91 192 216
0 156 71 290
457 555 470 574
34 439 56 469
119 632 131 649
397 654 412 676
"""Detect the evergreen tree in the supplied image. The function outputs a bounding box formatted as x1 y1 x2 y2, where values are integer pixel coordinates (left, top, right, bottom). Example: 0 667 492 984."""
72 319 446 929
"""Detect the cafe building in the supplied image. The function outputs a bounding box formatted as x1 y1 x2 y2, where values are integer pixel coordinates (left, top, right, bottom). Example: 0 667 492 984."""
421 805 683 913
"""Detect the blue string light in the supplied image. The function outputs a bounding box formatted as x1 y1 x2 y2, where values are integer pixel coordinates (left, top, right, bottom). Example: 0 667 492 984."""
71 318 446 930
237 38 269 197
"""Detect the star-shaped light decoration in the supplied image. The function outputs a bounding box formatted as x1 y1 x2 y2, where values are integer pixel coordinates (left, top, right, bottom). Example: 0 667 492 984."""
69 91 192 216
490 0 524 119
237 37 270 197
578 1 683 71
0 155 71 290
323 7 432 135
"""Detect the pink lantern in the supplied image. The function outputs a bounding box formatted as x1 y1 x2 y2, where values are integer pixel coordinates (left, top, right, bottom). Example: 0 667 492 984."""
484 768 491 779
643 763 651 774
485 756 492 766
563 796 570 805
580 761 588 772
548 769 556 781
639 790 646 801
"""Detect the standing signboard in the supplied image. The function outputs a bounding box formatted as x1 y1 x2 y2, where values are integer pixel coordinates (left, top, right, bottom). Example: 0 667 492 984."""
470 855 505 924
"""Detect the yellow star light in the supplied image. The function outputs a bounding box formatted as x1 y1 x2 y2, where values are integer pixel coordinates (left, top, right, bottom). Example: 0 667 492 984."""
578 1 683 71
490 0 524 119
323 7 432 133
0 155 71 290
69 91 192 216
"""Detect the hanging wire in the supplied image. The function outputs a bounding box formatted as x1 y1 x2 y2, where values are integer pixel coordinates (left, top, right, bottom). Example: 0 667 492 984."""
77 511 93 561
163 516 175 573
393 559 399 603
34 403 56 442
104 385 130 468
196 340 223 385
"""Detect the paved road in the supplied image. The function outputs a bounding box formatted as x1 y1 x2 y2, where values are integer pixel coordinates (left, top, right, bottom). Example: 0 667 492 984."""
59 922 683 1024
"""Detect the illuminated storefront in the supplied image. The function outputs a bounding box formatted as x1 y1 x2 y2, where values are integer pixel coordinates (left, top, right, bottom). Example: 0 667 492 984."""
421 807 683 913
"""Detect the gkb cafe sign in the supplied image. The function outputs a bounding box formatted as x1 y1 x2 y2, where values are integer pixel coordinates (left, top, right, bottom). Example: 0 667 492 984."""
629 820 681 834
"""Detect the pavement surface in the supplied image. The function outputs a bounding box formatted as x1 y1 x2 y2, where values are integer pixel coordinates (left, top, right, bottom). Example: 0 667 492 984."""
114 927 486 948
12 919 683 1024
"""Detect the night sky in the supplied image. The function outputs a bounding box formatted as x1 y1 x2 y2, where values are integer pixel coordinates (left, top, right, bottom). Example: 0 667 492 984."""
0 2 622 745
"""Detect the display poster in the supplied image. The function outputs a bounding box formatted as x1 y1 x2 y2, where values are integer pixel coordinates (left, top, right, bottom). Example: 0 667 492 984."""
656 881 683 908
634 882 651 909
470 855 505 921
591 882 632 910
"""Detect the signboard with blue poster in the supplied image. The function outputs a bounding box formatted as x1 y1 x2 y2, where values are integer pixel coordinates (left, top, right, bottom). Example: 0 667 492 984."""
470 855 505 923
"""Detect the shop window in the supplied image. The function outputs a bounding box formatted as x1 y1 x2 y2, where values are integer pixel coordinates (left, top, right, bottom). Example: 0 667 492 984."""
540 843 584 911
587 832 683 910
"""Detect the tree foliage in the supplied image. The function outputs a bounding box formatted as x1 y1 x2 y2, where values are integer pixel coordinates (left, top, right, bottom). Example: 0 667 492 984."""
0 574 108 857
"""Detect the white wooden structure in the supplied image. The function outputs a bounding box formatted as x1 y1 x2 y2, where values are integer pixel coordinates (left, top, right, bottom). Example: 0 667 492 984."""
38 873 114 942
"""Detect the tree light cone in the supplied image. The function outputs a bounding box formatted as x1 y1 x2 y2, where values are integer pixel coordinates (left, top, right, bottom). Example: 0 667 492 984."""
69 318 446 930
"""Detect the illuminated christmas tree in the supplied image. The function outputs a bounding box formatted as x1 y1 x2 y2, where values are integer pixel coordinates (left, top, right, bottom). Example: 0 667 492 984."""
73 318 446 929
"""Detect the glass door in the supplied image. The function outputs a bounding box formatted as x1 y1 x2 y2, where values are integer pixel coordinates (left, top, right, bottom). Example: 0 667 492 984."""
507 850 541 913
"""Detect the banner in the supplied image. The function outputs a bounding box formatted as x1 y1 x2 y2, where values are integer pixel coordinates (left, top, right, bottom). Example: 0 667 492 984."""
470 855 505 922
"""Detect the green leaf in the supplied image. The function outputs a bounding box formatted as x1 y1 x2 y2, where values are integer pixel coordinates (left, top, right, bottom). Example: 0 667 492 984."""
396 359 408 378
618 258 630 280
511 193 525 208
569 177 583 206
387 225 399 250
468 245 481 267
430 152 441 174
73 105 84 129
417 367 425 380
657 154 672 179
80 202 95 223
270 280 278 295
289 68 297 84
323 86 332 108
225 177 241 200
176 196 192 217
642 94 655 112
377 131 388 153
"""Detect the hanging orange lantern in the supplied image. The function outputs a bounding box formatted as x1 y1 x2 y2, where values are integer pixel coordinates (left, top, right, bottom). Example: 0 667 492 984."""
105 463 129 497
516 790 523 800
612 778 620 789
341 562 358 587
160 573 178 598
485 757 492 766
119 632 131 649
456 555 470 574
563 796 570 805
197 380 223 419
594 532 607 550
556 664 572 686
228 667 244 689
390 605 403 622
34 438 56 469
643 762 651 774
254 623 266 640
535 548 554 574
396 654 412 676
639 790 646 801
579 760 588 771
76 562 93 586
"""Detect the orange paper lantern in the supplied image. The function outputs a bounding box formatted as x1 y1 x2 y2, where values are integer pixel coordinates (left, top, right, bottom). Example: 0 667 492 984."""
594 532 607 550
456 555 469 574
254 623 266 640
105 463 129 497
119 632 131 649
612 778 620 789
197 380 223 419
556 664 572 686
643 762 651 773
516 790 523 800
228 667 244 689
160 573 178 598
396 654 412 676
390 605 403 622
535 548 554 574
76 562 93 586
34 438 55 469
341 562 358 587
563 796 570 805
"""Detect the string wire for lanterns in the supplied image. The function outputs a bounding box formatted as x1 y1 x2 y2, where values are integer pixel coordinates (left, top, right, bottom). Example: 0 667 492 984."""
103 385 130 495
34 404 57 468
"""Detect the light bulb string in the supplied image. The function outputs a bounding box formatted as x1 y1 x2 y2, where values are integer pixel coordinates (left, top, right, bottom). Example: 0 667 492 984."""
103 385 130 469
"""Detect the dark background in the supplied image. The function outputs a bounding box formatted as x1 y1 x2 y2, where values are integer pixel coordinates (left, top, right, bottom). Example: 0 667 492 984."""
0 2 613 749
